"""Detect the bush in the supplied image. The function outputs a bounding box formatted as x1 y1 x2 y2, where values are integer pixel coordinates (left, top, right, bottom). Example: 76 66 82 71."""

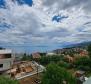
58 61 71 69
77 65 91 71
0 76 19 84
74 57 91 71
41 63 76 84
39 55 62 65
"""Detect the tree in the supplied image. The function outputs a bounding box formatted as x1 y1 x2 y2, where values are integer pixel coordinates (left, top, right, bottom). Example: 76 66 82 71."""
58 61 71 69
88 44 91 58
39 56 50 65
0 76 19 84
39 55 61 65
21 54 32 61
41 63 76 84
50 55 61 63
74 57 91 71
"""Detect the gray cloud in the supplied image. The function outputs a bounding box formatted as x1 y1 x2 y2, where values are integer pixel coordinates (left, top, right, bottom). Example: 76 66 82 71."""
0 0 91 46
43 0 91 13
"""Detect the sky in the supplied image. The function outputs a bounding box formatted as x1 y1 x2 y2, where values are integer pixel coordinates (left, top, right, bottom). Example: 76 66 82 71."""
0 0 91 53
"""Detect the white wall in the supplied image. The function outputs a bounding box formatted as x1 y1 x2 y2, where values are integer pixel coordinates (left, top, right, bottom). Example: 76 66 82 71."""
0 58 13 71
0 49 12 54
0 49 14 72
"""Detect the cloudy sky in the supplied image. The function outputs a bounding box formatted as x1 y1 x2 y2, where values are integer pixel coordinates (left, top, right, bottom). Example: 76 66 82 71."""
0 0 91 53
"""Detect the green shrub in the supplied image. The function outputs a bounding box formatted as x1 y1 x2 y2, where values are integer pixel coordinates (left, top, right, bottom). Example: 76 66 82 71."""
0 76 19 84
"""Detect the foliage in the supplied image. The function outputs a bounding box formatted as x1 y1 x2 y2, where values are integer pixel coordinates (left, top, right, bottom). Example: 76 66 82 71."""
57 61 71 69
0 76 19 84
74 57 91 71
77 65 91 71
41 63 76 84
39 53 46 56
39 56 50 65
39 55 63 65
88 44 91 58
21 54 32 61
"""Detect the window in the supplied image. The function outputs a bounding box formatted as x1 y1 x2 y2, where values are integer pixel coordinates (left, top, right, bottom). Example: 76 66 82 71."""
5 54 11 58
0 54 11 59
0 64 3 68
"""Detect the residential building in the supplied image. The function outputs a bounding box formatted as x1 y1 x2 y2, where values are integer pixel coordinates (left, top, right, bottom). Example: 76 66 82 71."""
32 52 41 59
0 49 14 73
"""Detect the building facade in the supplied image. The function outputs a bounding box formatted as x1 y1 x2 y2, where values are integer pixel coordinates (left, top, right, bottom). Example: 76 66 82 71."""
0 49 14 72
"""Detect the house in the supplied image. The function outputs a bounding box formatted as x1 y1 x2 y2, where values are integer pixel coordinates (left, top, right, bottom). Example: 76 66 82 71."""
75 70 85 77
47 52 56 56
65 55 74 63
32 52 41 59
79 50 88 57
0 49 14 73
75 70 86 84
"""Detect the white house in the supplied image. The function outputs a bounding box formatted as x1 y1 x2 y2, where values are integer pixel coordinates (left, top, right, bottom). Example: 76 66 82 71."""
0 49 14 72
47 52 56 56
